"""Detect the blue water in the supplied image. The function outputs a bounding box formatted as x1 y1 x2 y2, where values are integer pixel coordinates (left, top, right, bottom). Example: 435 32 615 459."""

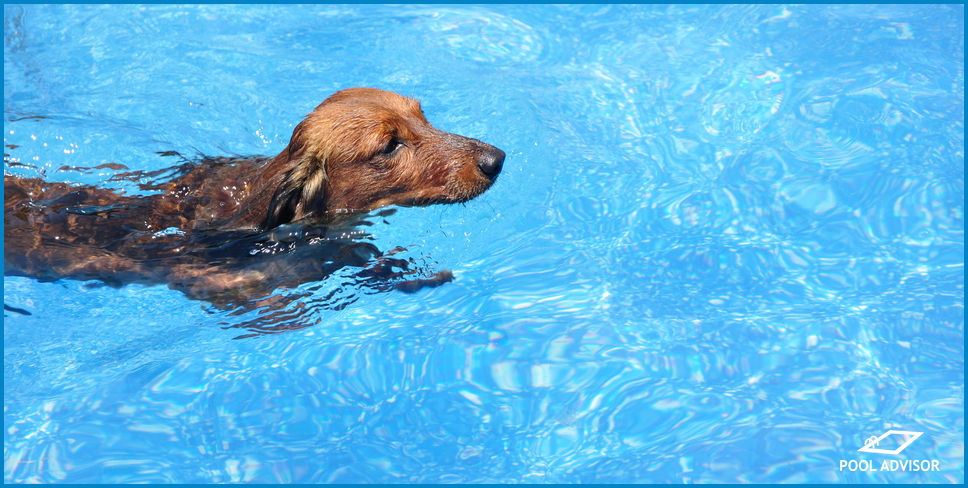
3 4 964 483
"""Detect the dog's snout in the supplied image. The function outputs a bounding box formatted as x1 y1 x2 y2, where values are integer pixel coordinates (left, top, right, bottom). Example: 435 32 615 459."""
478 147 505 179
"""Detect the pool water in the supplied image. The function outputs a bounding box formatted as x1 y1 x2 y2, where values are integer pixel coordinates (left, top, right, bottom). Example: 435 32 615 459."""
3 4 964 483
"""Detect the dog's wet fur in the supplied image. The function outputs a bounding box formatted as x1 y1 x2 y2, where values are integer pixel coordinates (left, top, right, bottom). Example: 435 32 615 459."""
4 88 504 331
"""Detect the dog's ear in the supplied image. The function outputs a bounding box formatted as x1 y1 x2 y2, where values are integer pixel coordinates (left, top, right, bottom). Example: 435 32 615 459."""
263 121 329 229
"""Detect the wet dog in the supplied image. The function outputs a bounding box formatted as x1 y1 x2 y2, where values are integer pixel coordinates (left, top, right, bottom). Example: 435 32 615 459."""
4 88 504 333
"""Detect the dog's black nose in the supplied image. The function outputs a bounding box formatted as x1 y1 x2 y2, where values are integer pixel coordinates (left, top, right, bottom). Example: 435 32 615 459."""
478 147 505 178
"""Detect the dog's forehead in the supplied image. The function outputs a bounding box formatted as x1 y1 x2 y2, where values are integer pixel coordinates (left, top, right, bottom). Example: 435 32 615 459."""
319 88 423 117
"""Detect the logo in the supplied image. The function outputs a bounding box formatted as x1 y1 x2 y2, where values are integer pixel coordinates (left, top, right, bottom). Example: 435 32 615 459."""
857 430 923 455
838 429 940 473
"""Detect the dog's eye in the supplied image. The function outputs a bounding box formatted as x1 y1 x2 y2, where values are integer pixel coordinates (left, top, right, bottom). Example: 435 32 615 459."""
381 138 404 155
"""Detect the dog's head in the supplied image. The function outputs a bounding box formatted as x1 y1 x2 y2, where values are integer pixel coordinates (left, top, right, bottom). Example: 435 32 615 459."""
264 87 504 228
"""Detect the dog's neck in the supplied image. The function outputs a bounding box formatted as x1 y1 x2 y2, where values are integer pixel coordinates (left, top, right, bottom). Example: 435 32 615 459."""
217 152 298 230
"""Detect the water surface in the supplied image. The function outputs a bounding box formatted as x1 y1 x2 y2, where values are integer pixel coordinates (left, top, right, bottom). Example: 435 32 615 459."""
3 4 964 483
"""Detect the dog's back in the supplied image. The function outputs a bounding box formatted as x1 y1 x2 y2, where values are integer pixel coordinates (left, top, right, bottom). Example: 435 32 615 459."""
4 176 161 284
4 165 381 306
5 157 250 282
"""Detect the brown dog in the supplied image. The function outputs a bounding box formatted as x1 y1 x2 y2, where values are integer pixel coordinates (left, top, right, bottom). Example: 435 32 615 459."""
4 88 504 325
